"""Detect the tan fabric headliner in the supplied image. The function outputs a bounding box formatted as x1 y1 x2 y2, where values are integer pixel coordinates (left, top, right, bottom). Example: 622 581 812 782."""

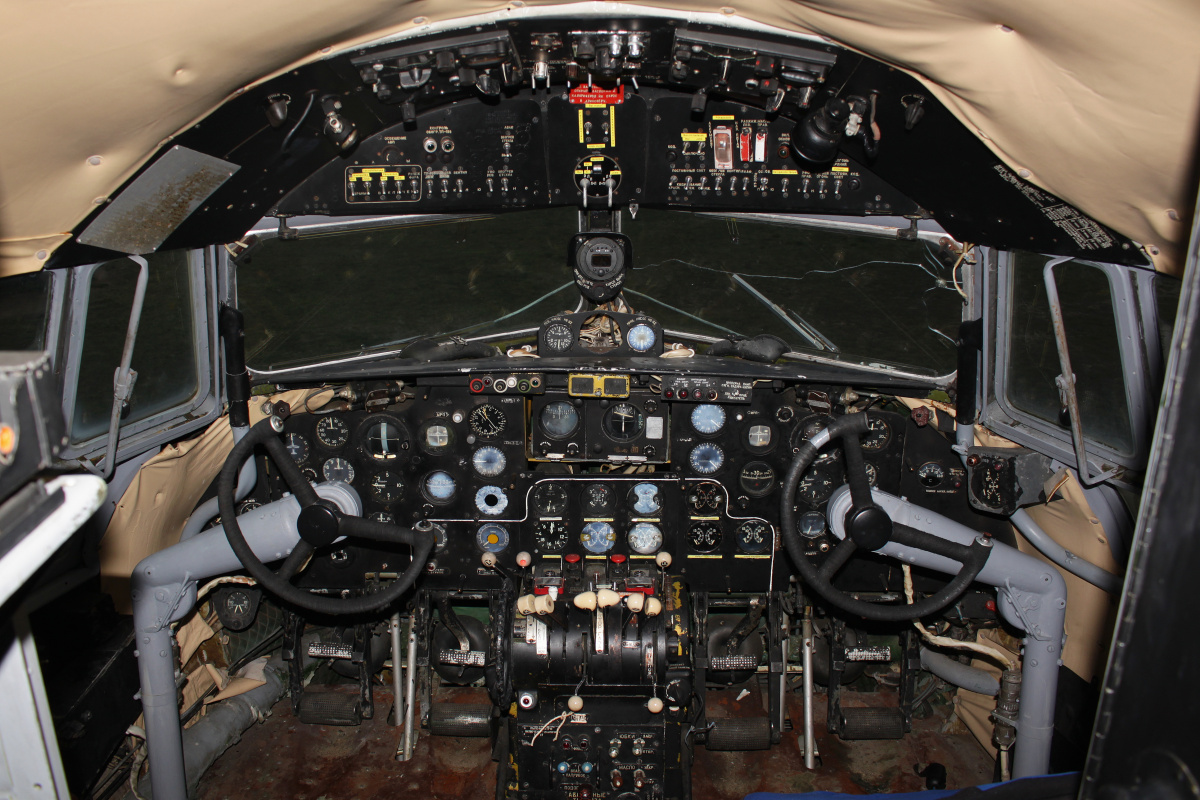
3 1 1198 277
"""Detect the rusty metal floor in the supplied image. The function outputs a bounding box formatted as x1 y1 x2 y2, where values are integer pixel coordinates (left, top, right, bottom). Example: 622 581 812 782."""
197 685 993 799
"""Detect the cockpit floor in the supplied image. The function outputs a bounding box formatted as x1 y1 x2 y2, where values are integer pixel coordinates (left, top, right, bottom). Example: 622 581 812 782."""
196 684 993 799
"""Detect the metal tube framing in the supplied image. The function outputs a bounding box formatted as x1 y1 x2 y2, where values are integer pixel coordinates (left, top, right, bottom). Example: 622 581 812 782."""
391 612 404 729
400 613 419 760
801 607 816 770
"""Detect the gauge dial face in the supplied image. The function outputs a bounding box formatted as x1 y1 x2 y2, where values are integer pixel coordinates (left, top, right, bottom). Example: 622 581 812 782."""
629 482 662 515
797 510 826 539
238 499 261 514
423 471 457 503
472 446 507 478
864 462 878 487
687 521 722 552
745 423 774 451
627 323 656 352
534 521 569 551
414 520 448 551
796 463 840 506
689 442 725 475
370 470 404 503
862 417 892 451
301 467 319 484
738 462 776 497
322 457 355 483
582 484 614 516
792 414 840 462
316 416 349 448
628 522 664 555
476 523 510 553
365 419 408 460
543 321 574 353
475 486 509 516
284 433 309 463
690 404 726 435
221 589 256 630
370 511 395 525
918 462 945 487
533 483 568 516
540 401 580 439
603 402 644 441
736 520 771 553
686 482 725 513
580 521 617 554
468 404 506 438
422 422 454 453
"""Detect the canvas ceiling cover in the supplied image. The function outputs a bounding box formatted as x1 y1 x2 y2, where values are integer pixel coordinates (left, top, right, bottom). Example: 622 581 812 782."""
1 0 1197 276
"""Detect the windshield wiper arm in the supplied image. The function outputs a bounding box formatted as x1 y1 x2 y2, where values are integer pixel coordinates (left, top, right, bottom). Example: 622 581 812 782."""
730 274 839 353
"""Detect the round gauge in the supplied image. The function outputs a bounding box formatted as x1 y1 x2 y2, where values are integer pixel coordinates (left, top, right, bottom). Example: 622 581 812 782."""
476 523 510 553
316 416 349 448
745 423 775 452
468 404 507 438
238 499 261 514
284 433 309 463
301 467 319 484
918 462 945 487
580 521 617 554
322 457 355 484
533 483 568 516
543 321 574 353
603 402 644 441
862 417 892 451
534 520 569 551
629 483 662 515
796 463 840 506
797 510 826 539
738 462 777 497
691 404 726 435
370 470 404 503
414 519 448 551
220 589 257 631
686 482 725 513
736 520 772 554
582 484 614 516
628 522 664 555
689 443 725 475
627 323 656 353
864 462 878 487
540 401 580 439
791 414 840 462
423 471 457 503
421 422 455 454
364 418 409 460
370 511 395 524
472 446 507 478
475 485 509 516
687 521 722 552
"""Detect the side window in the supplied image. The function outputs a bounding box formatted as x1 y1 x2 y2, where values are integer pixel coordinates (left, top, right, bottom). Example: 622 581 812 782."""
70 251 199 444
1005 253 1133 455
0 270 53 351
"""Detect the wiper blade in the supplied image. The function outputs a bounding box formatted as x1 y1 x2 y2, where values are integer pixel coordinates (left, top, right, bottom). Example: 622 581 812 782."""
730 274 839 353
398 337 501 363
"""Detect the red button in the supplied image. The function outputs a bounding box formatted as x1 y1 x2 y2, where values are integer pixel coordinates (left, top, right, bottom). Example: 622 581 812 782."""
664 390 674 398
610 554 627 564
693 389 703 399
985 599 997 612
564 553 581 564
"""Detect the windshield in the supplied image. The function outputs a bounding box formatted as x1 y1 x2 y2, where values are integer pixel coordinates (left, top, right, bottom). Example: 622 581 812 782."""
237 209 964 375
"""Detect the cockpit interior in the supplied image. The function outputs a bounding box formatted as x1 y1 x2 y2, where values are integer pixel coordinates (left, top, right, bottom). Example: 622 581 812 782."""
1 4 1198 800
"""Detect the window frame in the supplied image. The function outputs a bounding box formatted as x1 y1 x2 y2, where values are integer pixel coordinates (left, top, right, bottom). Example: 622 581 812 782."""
982 250 1160 484
58 248 221 461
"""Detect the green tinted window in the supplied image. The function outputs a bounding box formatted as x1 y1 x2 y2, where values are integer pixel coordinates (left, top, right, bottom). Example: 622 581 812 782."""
0 270 53 351
238 209 963 375
1006 254 1132 454
71 252 198 443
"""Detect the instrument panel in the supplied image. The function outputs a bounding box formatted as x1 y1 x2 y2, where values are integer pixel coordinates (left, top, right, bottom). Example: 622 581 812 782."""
269 376 976 593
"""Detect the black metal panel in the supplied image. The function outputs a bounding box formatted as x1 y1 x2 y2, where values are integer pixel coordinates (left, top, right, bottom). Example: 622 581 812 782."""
1081 190 1200 795
45 16 1145 269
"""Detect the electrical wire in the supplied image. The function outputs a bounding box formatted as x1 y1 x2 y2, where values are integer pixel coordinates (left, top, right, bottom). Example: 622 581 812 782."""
902 564 1014 669
282 92 316 151
951 244 976 301
529 711 572 744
